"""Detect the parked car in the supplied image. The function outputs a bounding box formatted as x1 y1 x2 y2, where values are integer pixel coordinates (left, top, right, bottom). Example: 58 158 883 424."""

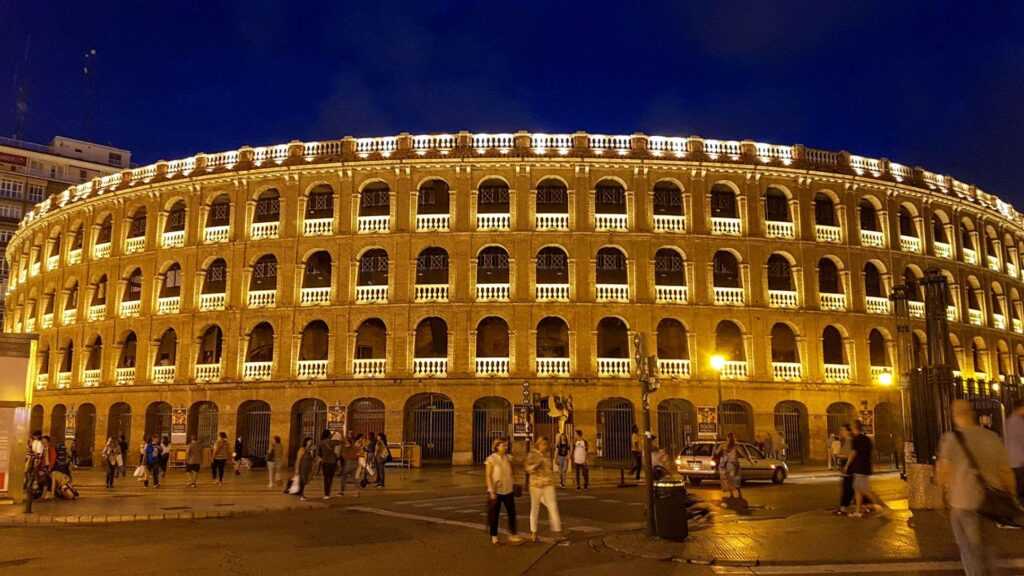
674 441 788 485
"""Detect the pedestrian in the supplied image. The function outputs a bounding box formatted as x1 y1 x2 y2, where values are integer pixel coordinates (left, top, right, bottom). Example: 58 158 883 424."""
233 435 244 475
715 432 743 501
160 436 171 476
525 436 562 542
318 430 339 499
294 436 315 501
1007 399 1024 503
763 431 775 460
375 432 390 487
938 400 1017 575
572 429 589 490
266 435 283 489
185 436 202 487
54 441 71 477
212 431 230 484
845 420 888 517
555 433 570 488
629 425 643 480
485 438 521 545
144 435 161 487
834 424 856 515
118 435 129 477
339 432 362 496
101 437 121 488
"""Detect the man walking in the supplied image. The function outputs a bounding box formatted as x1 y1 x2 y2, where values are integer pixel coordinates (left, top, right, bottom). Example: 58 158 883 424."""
1007 399 1024 503
317 430 339 499
845 420 887 517
144 435 161 488
629 425 642 480
938 400 1017 575
573 429 589 491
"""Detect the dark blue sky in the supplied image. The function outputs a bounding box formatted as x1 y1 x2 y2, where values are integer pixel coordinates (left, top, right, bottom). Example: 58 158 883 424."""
2 2 1022 200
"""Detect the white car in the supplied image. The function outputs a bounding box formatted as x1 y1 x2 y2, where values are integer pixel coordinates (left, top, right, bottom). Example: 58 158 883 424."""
675 441 788 485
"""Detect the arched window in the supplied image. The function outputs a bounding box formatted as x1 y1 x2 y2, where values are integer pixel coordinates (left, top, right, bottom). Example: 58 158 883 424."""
250 255 278 291
536 317 569 359
712 251 740 287
971 339 987 375
302 251 332 288
710 184 737 218
156 328 177 367
123 269 143 301
49 232 62 258
71 225 84 250
536 247 568 284
358 249 388 286
764 187 790 222
653 182 683 216
932 214 948 243
202 259 228 294
898 206 916 237
477 246 509 284
299 320 329 361
165 201 187 233
814 193 836 226
477 179 510 214
536 178 568 214
596 317 629 358
414 318 448 358
359 183 390 217
86 336 102 370
595 247 627 285
355 319 387 359
119 332 137 368
306 184 334 219
197 325 223 364
417 179 449 215
246 322 275 363
207 194 231 227
868 329 888 366
656 318 688 359
714 320 745 361
859 199 879 231
96 215 113 244
160 263 182 297
766 254 793 291
416 247 449 285
476 317 509 358
770 323 798 363
254 189 280 223
127 207 147 238
960 221 975 252
654 249 685 286
594 179 626 214
822 326 845 364
60 341 74 373
864 263 884 297
65 281 79 310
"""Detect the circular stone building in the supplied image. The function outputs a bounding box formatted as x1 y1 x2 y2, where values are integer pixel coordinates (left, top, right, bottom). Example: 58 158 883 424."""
6 131 1022 467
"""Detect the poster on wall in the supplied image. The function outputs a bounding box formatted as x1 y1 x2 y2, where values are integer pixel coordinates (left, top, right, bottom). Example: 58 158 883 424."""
697 406 718 439
65 410 76 441
859 409 874 436
171 408 187 444
327 404 347 433
513 404 531 439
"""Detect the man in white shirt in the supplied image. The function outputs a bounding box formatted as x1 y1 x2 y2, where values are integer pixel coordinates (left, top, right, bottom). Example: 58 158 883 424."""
572 429 589 490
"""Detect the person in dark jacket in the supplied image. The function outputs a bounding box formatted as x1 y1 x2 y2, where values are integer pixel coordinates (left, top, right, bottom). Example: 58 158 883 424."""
144 435 161 487
234 436 244 475
317 429 339 499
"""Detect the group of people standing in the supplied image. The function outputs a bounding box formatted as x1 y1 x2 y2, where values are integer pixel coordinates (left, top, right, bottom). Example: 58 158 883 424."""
26 431 78 500
290 430 390 501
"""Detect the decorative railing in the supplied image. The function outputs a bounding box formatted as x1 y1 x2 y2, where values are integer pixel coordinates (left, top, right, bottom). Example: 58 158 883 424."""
56 371 71 389
300 287 332 306
304 217 333 236
82 369 100 387
866 296 891 315
248 289 276 308
353 358 386 377
657 358 690 378
355 136 397 157
357 215 390 233
993 313 1007 330
934 241 952 259
120 300 141 317
47 254 59 270
908 300 925 319
477 213 510 231
93 242 111 259
476 283 510 302
597 357 631 377
720 360 748 380
536 283 569 302
988 255 1001 272
204 225 229 243
162 230 185 248
765 220 795 239
157 296 180 315
536 357 570 376
860 229 885 248
535 213 569 230
250 221 279 240
646 136 688 157
588 134 632 153
899 235 921 253
824 364 851 382
870 366 892 381
115 367 135 385
194 363 221 382
963 248 978 265
968 308 984 326
594 213 628 231
596 283 629 302
819 292 844 313
200 292 226 311
413 357 447 376
416 213 449 231
530 133 573 153
243 361 273 381
768 289 798 308
947 305 959 322
29 262 39 276
655 285 687 303
412 133 455 153
772 362 802 381
61 308 77 325
41 313 53 328
713 286 744 306
476 357 510 376
815 224 841 243
703 139 742 160
68 248 82 265
415 284 449 302
1015 318 1023 333
124 236 145 254
653 214 685 232
711 216 741 236
755 142 795 165
297 359 328 379
849 155 882 177
473 133 514 151
152 365 176 383
36 373 48 390
355 285 388 304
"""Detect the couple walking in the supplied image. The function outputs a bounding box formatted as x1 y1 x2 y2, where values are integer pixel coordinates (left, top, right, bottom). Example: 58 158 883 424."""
485 436 563 544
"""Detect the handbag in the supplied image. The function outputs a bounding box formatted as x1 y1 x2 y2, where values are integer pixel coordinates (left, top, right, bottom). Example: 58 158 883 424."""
953 429 1024 526
133 464 147 480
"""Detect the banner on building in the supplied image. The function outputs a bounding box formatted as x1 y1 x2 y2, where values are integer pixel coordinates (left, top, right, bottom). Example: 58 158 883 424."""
512 404 531 439
65 410 76 441
697 406 718 440
327 403 347 433
171 407 187 444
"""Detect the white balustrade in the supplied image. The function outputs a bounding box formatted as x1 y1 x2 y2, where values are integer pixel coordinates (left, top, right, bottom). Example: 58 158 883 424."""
355 136 397 157
411 133 455 153
993 313 1007 330
304 217 333 236
68 248 82 265
124 236 145 254
536 283 570 302
413 357 448 376
194 363 221 382
115 367 135 385
815 224 841 243
597 357 631 377
47 254 59 270
162 230 185 248
1015 318 1023 334
24 318 34 332
596 283 629 302
83 369 100 387
655 285 688 303
120 300 141 317
472 133 514 151
248 289 277 308
357 215 390 233
908 300 925 319
353 358 386 377
300 287 332 305
713 286 744 306
866 296 890 315
535 213 569 230
1008 262 1019 278
657 359 690 378
968 308 984 326
947 305 959 322
355 285 388 304
536 357 570 376
530 133 573 153
653 214 685 232
476 283 510 301
860 229 885 248
765 220 795 239
963 248 977 265
61 308 77 325
768 290 798 308
152 365 176 383
594 213 628 231
243 361 273 381
93 242 111 259
416 213 449 231
824 364 852 382
720 361 748 380
200 293 226 311
588 134 632 153
477 213 510 231
934 241 952 259
647 136 687 157
41 313 53 328
711 217 741 236
250 221 279 240
204 225 229 243
772 362 802 381
157 296 180 315
476 357 510 376
899 235 921 253
870 366 892 381
415 284 449 302
988 255 1001 272
36 373 48 390
29 262 40 276
297 359 328 379
56 372 71 389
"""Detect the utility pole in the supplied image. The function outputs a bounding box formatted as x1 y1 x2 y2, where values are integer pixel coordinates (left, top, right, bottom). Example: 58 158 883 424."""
632 332 658 536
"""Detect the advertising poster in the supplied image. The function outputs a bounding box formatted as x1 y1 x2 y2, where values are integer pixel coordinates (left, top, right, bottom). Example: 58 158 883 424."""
697 406 718 439
512 404 531 439
859 409 874 436
327 403 347 433
65 409 76 441
171 407 187 444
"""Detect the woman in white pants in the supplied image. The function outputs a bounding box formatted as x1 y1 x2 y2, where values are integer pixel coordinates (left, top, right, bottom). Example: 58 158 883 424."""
524 437 562 542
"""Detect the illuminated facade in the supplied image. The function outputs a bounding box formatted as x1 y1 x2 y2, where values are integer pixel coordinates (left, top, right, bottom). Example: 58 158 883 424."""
6 132 1021 466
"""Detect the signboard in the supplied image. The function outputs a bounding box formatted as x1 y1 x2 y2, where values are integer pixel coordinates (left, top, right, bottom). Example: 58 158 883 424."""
859 409 874 436
697 406 718 439
512 404 531 439
171 407 187 444
65 409 76 441
327 403 347 433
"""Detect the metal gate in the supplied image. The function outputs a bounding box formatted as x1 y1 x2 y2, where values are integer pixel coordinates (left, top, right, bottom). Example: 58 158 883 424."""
657 399 695 457
405 394 454 462
237 402 271 467
290 399 327 462
189 403 219 447
597 399 635 466
145 403 172 439
773 404 805 463
107 408 133 444
472 399 511 464
720 402 752 442
348 398 386 437
826 403 856 438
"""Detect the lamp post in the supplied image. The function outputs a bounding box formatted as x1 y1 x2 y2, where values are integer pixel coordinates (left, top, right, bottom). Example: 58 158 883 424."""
710 354 726 438
876 370 906 476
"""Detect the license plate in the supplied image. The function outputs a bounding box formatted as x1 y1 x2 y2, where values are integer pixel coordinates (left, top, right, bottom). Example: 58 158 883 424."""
689 462 701 470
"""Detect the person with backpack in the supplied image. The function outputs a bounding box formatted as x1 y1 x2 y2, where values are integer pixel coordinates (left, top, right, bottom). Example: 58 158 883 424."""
573 429 589 490
144 435 161 488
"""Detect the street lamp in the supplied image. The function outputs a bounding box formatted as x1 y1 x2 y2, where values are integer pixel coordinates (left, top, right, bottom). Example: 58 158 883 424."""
877 371 893 387
710 354 726 439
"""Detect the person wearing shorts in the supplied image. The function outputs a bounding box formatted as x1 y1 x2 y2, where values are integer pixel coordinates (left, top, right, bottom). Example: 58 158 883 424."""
185 436 202 487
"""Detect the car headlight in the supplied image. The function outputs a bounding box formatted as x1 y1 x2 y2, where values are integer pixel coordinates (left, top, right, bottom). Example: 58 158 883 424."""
674 457 683 466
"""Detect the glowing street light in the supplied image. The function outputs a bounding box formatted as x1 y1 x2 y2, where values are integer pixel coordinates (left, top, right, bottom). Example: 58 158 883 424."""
877 371 893 387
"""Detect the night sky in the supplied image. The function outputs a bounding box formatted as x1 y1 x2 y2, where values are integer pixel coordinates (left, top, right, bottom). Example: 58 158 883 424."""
2 2 1022 201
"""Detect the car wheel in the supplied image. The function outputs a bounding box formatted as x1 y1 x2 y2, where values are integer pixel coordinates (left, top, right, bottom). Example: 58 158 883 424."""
771 468 786 484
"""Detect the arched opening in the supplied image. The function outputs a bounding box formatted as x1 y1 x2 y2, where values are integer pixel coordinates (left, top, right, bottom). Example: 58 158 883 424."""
306 184 334 219
712 251 740 287
596 398 635 466
656 318 689 360
904 267 923 302
245 322 275 364
357 249 389 290
299 320 329 362
858 198 879 231
404 393 454 463
597 317 629 358
971 338 988 376
359 182 391 217
477 178 510 215
536 317 569 360
710 183 738 218
289 398 327 464
826 402 856 438
86 335 102 370
348 398 386 438
653 181 683 217
477 246 510 290
74 403 96 466
235 400 271 468
414 317 448 359
764 186 791 222
59 340 74 374
187 401 219 450
864 262 884 297
107 402 131 442
160 263 182 298
416 247 449 286
654 249 685 286
814 192 836 226
715 320 745 361
657 398 696 456
96 215 113 246
770 323 799 363
144 401 172 440
254 188 281 223
302 251 332 289
197 325 223 365
595 246 627 285
123 268 143 303
536 246 568 285
932 213 948 244
51 404 67 443
118 332 138 368
206 194 231 228
720 401 753 442
472 396 511 464
155 328 177 371
65 280 79 312
823 325 846 364
202 258 228 295
773 401 808 463
960 220 976 253
250 254 278 292
355 318 387 361
417 179 450 216
767 254 793 291
127 206 147 239
165 200 187 233
476 317 510 359
71 225 84 251
898 205 917 238
594 179 626 215
536 178 568 215
869 329 889 367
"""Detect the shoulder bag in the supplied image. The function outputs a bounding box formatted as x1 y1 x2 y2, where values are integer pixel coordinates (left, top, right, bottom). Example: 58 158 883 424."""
953 429 1023 526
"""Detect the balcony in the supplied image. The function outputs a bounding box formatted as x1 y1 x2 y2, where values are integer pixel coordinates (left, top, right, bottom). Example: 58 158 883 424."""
899 235 921 253
824 364 851 382
597 357 631 377
1015 318 1023 333
772 362 802 381
711 217 741 236
355 285 388 304
41 313 53 329
816 224 841 243
908 300 925 319
477 213 510 231
476 357 510 376
536 213 569 231
596 283 629 302
416 214 449 232
968 308 984 326
870 366 892 382
536 357 570 377
124 236 145 254
152 365 176 383
56 372 71 389
61 308 77 325
304 217 333 236
204 225 229 243
963 248 977 265
934 241 952 259
415 284 449 303
655 285 687 304
1008 262 1019 278
713 286 744 306
47 254 59 270
200 293 226 311
993 313 1007 330
248 289 276 308
157 296 180 315
297 359 328 379
986 256 1000 273
353 358 386 377
860 229 885 248
250 221 279 240
768 289 798 308
68 248 82 265
653 214 685 232
476 283 510 302
83 369 100 387
36 373 48 390
120 300 141 317
536 283 570 302
89 303 106 321
866 296 890 315
720 360 748 380
24 318 34 332
947 305 959 322
300 287 332 306
243 361 273 381
357 215 390 233
657 358 690 378
594 213 628 231
765 220 795 239
413 357 447 377
162 230 185 248
30 262 40 277
194 363 221 382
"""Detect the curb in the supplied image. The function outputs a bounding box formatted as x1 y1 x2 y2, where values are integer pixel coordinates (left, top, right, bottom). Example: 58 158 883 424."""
0 503 322 526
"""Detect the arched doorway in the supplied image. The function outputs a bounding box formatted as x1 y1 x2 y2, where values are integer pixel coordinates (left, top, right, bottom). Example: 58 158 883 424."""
773 401 808 463
596 398 635 466
107 403 132 443
826 402 857 438
145 401 172 440
236 400 271 468
74 403 97 466
873 402 901 466
290 398 327 463
404 393 454 463
720 401 753 442
51 404 67 443
348 398 386 438
472 397 511 464
30 405 43 433
188 401 219 447
657 398 696 457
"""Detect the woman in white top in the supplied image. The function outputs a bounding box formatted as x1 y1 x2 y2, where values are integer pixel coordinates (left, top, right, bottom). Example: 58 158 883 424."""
485 438 521 545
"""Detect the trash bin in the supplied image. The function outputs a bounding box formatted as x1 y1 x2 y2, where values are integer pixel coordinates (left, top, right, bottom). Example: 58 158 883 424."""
653 480 689 540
